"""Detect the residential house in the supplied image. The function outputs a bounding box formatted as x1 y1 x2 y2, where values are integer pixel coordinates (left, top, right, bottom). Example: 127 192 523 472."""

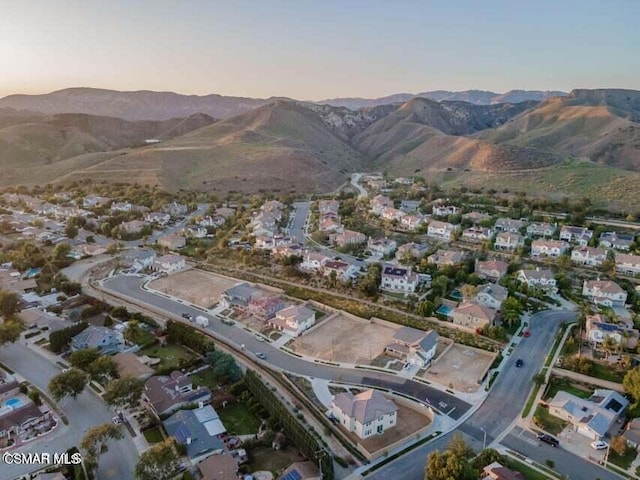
494 218 526 233
0 370 20 402
319 217 343 233
427 221 456 241
494 232 524 251
111 201 132 213
400 214 426 231
462 211 492 224
396 242 429 261
184 226 208 239
526 222 557 237
300 251 332 272
380 265 418 294
121 220 148 235
482 462 525 480
571 246 607 267
197 454 239 480
329 229 366 247
247 296 286 321
475 283 508 310
560 225 593 246
432 204 459 216
0 403 53 444
272 242 303 259
400 200 421 213
586 313 639 351
71 326 123 355
475 260 508 281
83 195 110 208
200 215 226 229
451 302 496 331
322 260 358 282
384 327 439 367
269 305 316 337
163 405 225 459
547 389 628 440
146 211 171 225
144 371 212 416
626 419 640 450
121 249 156 271
615 253 640 276
158 233 186 250
113 352 155 380
370 195 394 215
318 200 340 216
152 254 186 274
462 226 493 243
164 201 189 217
214 207 236 219
378 207 404 223
600 232 635 251
516 268 557 293
367 238 397 257
330 389 398 439
531 239 569 258
582 280 628 307
427 249 465 267
220 283 258 309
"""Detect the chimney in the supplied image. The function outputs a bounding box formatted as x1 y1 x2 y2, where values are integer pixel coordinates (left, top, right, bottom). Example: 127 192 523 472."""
186 436 192 445
198 401 204 409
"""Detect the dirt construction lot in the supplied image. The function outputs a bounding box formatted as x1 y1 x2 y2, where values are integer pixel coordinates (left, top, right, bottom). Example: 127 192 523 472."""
148 269 238 308
422 344 496 393
291 314 398 365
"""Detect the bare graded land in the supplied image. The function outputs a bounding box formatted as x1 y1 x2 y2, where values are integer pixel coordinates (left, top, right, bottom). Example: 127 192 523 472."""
422 344 496 393
291 314 398 365
148 269 238 308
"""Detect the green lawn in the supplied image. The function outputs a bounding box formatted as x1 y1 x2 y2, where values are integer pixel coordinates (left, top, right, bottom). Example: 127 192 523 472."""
138 344 197 372
544 377 591 401
218 402 262 435
533 405 567 435
247 446 298 475
505 457 550 480
609 447 638 469
142 426 164 444
190 368 218 390
590 363 625 383
134 329 156 347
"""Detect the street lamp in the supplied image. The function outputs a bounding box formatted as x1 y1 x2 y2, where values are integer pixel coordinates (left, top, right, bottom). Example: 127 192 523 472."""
480 427 487 450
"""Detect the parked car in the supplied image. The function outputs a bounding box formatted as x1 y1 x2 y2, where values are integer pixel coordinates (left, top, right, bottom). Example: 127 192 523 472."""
221 318 235 326
590 440 608 450
255 352 266 359
523 329 531 337
254 333 265 342
537 433 559 447
515 359 524 367
112 416 122 425
181 312 193 321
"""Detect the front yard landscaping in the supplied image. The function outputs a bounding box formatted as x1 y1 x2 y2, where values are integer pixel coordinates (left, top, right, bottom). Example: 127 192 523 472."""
609 445 638 469
142 426 164 444
533 405 567 435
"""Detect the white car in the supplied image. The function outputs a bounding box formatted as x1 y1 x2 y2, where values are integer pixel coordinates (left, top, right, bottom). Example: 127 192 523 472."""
254 333 265 342
112 416 122 425
590 440 608 450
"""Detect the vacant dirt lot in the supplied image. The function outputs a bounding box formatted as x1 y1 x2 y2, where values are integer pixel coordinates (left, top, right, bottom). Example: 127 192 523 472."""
148 269 238 308
342 403 431 455
291 314 398 364
422 344 496 393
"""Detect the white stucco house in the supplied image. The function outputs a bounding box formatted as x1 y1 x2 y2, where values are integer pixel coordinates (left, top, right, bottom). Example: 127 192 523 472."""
330 389 398 439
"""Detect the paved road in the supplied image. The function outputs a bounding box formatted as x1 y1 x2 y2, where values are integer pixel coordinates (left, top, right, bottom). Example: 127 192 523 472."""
503 429 620 480
102 275 471 420
0 343 139 480
289 201 310 244
368 310 575 480
351 173 368 199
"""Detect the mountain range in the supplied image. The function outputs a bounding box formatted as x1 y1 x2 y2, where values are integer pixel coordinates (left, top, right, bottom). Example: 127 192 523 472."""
0 87 639 208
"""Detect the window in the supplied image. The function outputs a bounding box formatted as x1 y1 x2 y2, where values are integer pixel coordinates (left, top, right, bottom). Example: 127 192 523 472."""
377 424 384 434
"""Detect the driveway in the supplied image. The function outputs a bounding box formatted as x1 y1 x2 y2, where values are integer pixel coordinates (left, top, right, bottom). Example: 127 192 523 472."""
0 344 139 479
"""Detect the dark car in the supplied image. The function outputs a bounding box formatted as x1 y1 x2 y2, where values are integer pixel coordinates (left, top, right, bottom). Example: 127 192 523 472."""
537 433 559 447
515 359 524 367
181 312 193 321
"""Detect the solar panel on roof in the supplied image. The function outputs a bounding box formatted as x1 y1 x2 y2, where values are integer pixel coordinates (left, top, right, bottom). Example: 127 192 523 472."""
281 470 302 480
173 425 191 444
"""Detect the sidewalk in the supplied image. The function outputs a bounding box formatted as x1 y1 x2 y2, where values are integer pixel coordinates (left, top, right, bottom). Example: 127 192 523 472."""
310 378 332 408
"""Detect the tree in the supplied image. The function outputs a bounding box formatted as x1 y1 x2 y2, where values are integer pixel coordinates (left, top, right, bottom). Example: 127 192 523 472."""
417 300 435 317
86 356 118 383
425 450 474 480
103 377 145 409
135 437 180 480
471 449 505 471
64 224 78 239
447 432 474 460
48 369 88 401
611 435 628 456
80 423 124 474
124 320 145 344
69 348 101 370
206 350 242 383
0 290 20 317
623 368 640 403
52 242 71 261
0 319 24 346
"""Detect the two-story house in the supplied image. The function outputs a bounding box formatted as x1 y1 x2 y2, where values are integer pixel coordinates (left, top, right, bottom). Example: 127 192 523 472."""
560 225 593 246
526 222 557 237
615 253 640 276
531 239 570 258
331 389 398 439
269 305 316 337
516 268 557 293
571 246 607 267
380 266 418 294
474 260 508 281
475 283 508 310
427 221 456 241
71 326 123 355
582 279 628 307
494 232 524 251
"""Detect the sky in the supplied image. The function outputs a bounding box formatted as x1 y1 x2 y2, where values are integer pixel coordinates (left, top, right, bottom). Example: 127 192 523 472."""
0 0 638 100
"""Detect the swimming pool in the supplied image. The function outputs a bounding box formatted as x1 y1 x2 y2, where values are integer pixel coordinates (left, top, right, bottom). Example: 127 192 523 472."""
5 398 23 409
436 304 453 316
449 289 463 301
